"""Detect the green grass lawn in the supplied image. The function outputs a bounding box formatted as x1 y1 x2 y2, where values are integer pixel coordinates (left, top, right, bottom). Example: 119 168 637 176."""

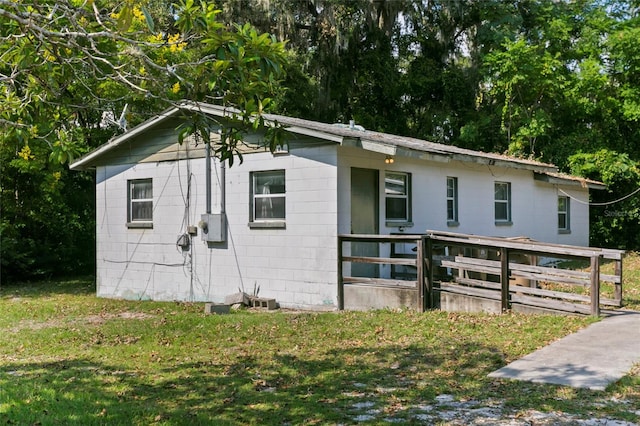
621 252 640 311
1 257 639 425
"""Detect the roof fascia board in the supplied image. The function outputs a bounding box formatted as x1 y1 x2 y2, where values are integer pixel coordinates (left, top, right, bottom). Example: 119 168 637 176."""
342 137 556 169
449 155 556 173
341 137 396 156
360 139 396 155
395 146 450 163
534 172 606 190
345 138 453 164
284 126 343 143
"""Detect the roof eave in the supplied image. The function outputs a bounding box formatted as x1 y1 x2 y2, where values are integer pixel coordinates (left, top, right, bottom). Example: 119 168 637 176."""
534 172 606 190
449 154 556 173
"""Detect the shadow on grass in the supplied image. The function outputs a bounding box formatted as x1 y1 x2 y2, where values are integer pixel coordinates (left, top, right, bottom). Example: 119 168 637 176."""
1 340 631 425
0 277 95 299
622 297 640 312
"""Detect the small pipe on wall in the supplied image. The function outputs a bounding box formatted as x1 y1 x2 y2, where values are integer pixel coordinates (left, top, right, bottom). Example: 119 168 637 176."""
220 157 226 215
200 130 227 243
205 141 212 215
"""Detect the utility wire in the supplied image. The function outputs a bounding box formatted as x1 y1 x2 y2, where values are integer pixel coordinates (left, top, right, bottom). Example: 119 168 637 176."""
558 186 640 206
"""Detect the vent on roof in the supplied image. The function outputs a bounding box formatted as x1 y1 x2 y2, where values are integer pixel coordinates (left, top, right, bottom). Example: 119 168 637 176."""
333 120 365 131
274 143 289 155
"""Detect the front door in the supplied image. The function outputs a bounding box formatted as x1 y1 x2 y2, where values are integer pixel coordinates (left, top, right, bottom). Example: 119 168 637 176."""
351 167 379 277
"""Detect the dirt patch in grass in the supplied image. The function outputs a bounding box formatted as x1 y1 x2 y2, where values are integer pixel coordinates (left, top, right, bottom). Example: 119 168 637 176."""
8 311 155 333
8 319 65 333
342 390 640 424
84 311 155 324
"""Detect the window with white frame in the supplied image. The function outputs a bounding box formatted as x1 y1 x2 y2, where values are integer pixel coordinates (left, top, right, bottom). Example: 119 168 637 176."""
446 176 458 225
385 171 411 223
494 181 511 224
127 178 153 227
558 195 570 232
250 170 285 224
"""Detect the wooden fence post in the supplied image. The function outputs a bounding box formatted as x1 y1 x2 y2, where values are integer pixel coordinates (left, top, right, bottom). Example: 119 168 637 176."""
500 247 510 312
337 236 344 310
590 255 601 316
615 258 623 306
416 237 425 312
425 236 434 310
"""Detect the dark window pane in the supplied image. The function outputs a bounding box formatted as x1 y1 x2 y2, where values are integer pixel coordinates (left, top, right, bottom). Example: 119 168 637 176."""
558 214 567 229
495 203 508 221
558 197 569 229
386 198 407 221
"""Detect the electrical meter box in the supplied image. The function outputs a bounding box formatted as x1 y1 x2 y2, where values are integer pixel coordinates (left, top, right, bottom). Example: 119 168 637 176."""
200 213 226 242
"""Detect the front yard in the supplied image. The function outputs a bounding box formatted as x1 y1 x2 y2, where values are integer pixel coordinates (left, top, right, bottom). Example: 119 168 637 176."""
1 254 639 425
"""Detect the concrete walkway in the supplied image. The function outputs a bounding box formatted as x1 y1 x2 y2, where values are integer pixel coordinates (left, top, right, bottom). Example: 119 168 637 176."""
488 310 640 391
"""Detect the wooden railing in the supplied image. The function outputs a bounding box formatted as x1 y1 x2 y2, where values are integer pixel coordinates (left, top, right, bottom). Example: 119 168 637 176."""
337 234 426 311
338 231 625 316
427 231 625 316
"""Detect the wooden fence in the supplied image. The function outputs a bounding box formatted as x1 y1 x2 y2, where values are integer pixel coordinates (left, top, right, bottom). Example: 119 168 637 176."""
338 231 625 316
337 234 426 311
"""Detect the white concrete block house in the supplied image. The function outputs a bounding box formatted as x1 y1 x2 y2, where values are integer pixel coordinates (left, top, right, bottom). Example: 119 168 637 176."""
70 102 604 309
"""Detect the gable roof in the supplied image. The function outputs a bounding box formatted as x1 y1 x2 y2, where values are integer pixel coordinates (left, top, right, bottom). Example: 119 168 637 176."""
69 101 605 189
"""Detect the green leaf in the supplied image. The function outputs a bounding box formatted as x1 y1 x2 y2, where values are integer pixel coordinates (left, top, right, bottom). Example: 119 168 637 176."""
141 6 155 33
177 124 193 144
117 5 133 32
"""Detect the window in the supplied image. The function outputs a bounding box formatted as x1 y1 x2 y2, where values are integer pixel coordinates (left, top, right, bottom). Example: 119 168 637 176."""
127 179 153 228
250 170 285 226
446 177 458 225
385 171 411 224
558 196 570 233
494 181 511 224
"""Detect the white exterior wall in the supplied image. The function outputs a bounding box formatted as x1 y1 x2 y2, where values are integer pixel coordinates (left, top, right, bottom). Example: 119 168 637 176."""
95 142 591 308
95 145 339 308
337 146 591 246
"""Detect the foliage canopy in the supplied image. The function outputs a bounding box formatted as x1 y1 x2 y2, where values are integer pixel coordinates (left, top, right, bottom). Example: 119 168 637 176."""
2 0 640 280
0 0 288 280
